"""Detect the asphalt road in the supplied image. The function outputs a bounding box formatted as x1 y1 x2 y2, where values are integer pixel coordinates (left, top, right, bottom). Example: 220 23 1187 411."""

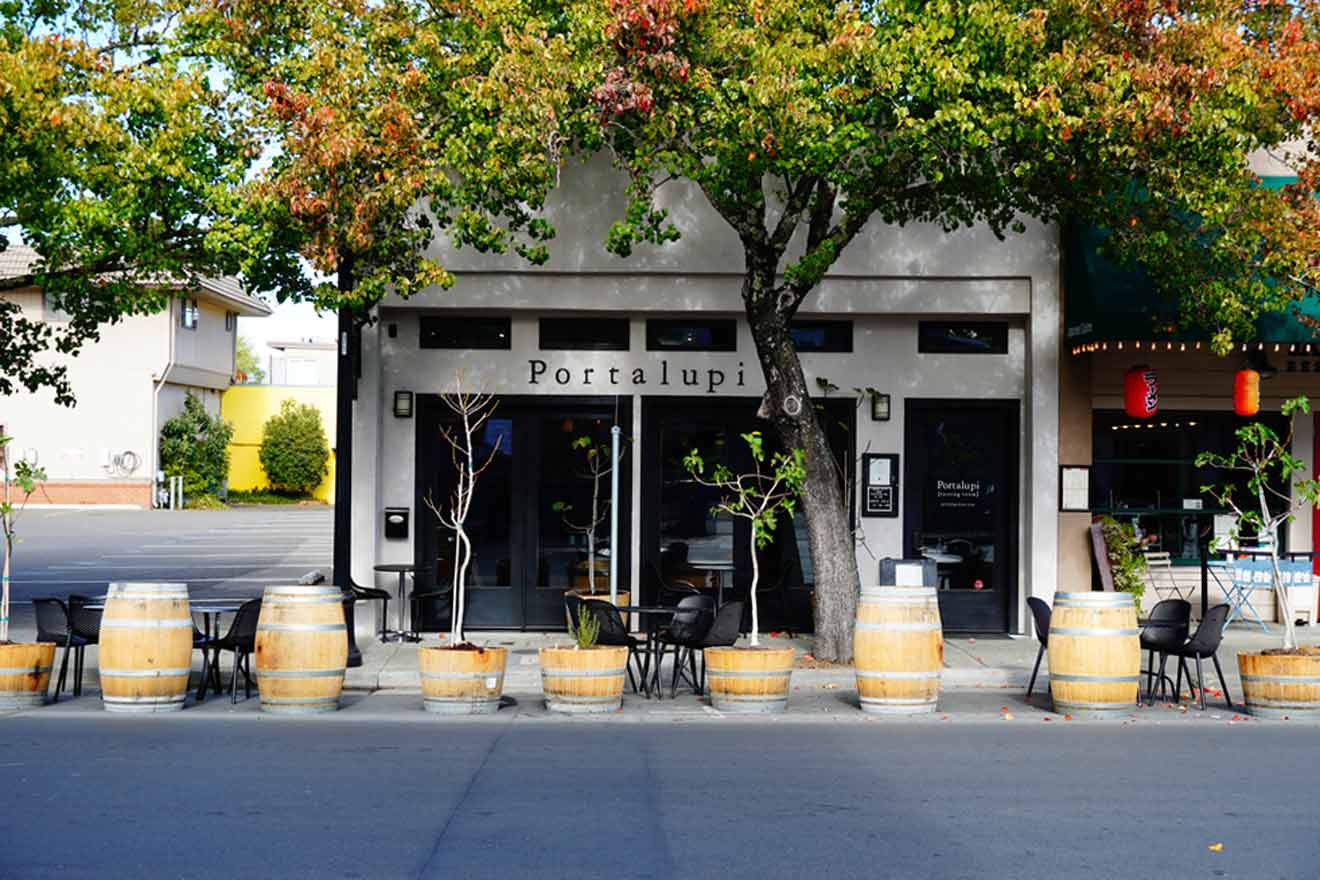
1 714 1316 880
6 507 333 605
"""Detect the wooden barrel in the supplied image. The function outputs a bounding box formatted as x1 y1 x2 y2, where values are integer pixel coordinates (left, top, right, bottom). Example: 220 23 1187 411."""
419 646 508 714
255 585 347 715
0 642 56 708
705 646 795 713
1239 649 1320 718
540 645 628 713
99 582 193 713
1048 592 1140 718
854 586 943 714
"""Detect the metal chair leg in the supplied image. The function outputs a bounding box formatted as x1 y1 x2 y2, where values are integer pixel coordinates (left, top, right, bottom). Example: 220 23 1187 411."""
54 636 72 702
1212 653 1232 708
1174 657 1184 700
74 645 85 696
689 648 700 696
1195 655 1207 710
1027 644 1044 698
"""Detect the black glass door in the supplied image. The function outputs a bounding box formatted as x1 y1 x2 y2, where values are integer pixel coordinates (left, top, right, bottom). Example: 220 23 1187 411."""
414 396 631 631
903 400 1018 632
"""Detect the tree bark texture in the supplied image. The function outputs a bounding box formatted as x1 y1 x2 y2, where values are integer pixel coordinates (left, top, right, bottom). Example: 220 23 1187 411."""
742 261 859 662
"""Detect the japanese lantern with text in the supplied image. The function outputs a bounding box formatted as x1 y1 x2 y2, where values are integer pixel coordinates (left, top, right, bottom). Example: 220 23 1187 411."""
1234 369 1260 417
1124 366 1158 418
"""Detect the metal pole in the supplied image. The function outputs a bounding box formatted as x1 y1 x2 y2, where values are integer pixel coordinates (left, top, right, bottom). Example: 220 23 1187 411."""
609 425 621 604
1200 514 1209 619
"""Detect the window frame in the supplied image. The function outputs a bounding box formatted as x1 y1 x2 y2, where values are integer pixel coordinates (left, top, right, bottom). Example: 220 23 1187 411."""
917 321 1009 355
789 320 853 353
645 318 738 352
538 317 631 351
419 316 512 350
180 298 200 331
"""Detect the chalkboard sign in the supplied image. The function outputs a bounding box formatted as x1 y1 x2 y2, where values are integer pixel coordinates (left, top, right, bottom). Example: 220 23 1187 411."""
861 453 899 518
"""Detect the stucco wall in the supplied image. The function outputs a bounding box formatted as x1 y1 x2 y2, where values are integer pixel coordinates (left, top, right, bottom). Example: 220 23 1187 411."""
222 385 337 501
171 297 236 386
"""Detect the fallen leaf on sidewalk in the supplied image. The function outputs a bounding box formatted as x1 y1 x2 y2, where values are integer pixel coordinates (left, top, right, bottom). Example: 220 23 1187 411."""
967 638 976 644
802 654 815 661
821 683 840 689
1063 714 1073 721
1043 717 1052 722
1207 843 1224 853
1001 712 1014 720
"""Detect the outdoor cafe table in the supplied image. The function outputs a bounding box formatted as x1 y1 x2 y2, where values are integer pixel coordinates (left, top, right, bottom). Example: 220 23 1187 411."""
373 563 421 643
612 605 683 699
686 559 736 605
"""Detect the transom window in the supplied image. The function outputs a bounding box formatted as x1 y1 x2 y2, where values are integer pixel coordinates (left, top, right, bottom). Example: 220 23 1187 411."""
790 320 853 353
419 316 511 350
539 317 630 351
646 319 737 352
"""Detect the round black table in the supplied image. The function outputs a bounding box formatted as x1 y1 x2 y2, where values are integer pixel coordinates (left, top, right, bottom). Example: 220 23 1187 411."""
613 605 684 699
373 564 420 643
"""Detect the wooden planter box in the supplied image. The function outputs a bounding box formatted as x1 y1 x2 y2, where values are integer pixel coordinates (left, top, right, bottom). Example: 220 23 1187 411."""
704 645 795 713
1239 649 1320 718
419 646 507 714
0 642 56 708
540 645 628 713
854 587 943 715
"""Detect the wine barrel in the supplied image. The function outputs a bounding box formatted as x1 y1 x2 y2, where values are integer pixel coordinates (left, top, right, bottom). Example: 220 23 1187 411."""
419 646 508 714
1238 649 1320 718
255 585 347 715
854 586 943 714
0 642 56 708
99 582 193 713
704 645 795 713
540 645 628 713
1048 592 1140 718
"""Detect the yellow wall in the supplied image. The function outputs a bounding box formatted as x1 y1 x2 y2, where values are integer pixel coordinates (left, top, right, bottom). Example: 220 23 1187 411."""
222 386 337 502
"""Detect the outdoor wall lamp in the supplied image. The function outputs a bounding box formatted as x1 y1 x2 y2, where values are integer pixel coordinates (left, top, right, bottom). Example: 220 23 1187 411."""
393 390 414 419
870 392 891 422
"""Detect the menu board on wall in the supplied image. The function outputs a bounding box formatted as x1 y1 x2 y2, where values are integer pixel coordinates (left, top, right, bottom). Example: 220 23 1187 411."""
861 453 899 518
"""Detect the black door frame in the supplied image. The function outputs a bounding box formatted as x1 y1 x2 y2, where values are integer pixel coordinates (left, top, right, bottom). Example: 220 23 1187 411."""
902 398 1020 633
413 394 633 631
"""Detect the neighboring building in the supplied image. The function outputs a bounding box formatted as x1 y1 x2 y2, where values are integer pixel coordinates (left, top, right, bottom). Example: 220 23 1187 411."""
267 339 336 387
348 156 1062 634
0 244 272 506
223 385 337 502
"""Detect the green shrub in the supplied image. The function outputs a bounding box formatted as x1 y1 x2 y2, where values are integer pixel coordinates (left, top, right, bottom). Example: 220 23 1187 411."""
1100 515 1147 613
259 399 330 495
159 395 233 502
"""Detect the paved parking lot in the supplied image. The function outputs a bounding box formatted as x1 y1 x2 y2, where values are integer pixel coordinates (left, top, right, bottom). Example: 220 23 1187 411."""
6 506 333 617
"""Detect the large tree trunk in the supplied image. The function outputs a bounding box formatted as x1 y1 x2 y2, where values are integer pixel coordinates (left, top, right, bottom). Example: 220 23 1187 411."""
743 263 859 662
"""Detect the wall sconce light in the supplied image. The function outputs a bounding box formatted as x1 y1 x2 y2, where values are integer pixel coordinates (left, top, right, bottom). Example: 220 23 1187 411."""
870 392 891 422
393 390 414 419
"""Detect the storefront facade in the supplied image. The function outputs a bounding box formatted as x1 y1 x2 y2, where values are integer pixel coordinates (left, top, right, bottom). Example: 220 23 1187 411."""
349 158 1063 634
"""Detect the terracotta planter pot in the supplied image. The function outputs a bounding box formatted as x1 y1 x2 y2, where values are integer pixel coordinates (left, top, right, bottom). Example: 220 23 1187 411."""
419 646 507 714
1238 648 1320 719
704 645 795 713
256 585 347 715
0 642 56 708
854 587 943 715
540 645 628 714
1048 592 1140 718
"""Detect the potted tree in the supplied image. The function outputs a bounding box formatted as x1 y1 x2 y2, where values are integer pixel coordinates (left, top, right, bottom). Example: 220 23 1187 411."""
540 601 630 713
554 433 630 624
0 432 54 708
1197 396 1320 717
684 432 805 712
418 383 507 714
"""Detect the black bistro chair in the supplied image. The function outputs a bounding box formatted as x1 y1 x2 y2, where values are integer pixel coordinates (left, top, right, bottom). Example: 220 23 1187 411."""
1025 597 1050 700
352 583 393 641
694 600 745 695
583 600 649 695
1172 603 1234 711
1139 599 1191 703
655 595 716 697
207 599 262 703
66 594 103 697
32 598 90 701
649 560 702 607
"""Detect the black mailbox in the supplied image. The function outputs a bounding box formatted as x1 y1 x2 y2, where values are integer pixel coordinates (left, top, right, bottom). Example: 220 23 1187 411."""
384 507 410 540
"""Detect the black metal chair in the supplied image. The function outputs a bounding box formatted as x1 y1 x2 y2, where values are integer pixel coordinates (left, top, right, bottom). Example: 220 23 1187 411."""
1139 599 1191 703
65 594 102 698
1025 597 1050 699
583 600 649 695
1172 603 1234 710
32 598 90 701
692 600 744 695
649 560 701 607
352 584 393 641
655 595 716 697
206 599 262 703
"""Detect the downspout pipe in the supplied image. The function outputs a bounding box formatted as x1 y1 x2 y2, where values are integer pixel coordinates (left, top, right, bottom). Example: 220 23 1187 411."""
149 301 179 508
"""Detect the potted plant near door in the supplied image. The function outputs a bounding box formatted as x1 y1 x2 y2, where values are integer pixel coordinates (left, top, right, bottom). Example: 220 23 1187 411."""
540 601 630 713
1197 396 1320 717
554 433 630 624
418 381 508 714
0 432 55 708
684 432 805 712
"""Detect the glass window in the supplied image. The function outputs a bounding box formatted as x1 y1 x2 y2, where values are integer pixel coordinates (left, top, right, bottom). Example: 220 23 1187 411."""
41 292 71 323
180 298 199 330
419 316 511 350
225 311 236 332
646 319 737 352
918 321 1008 354
539 317 629 351
790 320 853 353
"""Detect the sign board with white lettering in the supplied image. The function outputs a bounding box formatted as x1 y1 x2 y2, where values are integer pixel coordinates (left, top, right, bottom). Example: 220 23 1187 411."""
862 453 899 518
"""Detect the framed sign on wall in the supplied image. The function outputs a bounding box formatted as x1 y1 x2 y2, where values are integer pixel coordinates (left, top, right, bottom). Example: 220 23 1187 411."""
861 453 899 518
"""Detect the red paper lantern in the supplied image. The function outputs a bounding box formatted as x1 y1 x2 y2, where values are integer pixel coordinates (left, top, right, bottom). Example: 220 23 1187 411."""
1234 368 1260 417
1124 366 1158 418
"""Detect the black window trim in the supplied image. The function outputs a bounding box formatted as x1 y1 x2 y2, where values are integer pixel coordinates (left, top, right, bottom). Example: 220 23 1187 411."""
917 320 1009 355
790 319 854 353
419 315 512 350
538 317 631 351
645 318 739 352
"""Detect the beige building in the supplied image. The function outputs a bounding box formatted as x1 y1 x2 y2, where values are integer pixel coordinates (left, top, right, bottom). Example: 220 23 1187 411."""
0 244 272 506
267 339 336 387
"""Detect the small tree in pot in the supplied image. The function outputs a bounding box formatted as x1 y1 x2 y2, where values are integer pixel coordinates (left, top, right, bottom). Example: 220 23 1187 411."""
683 432 804 712
417 381 507 714
0 432 55 707
1197 396 1320 716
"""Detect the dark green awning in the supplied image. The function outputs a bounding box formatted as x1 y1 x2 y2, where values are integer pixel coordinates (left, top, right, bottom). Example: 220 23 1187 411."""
1064 176 1320 351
